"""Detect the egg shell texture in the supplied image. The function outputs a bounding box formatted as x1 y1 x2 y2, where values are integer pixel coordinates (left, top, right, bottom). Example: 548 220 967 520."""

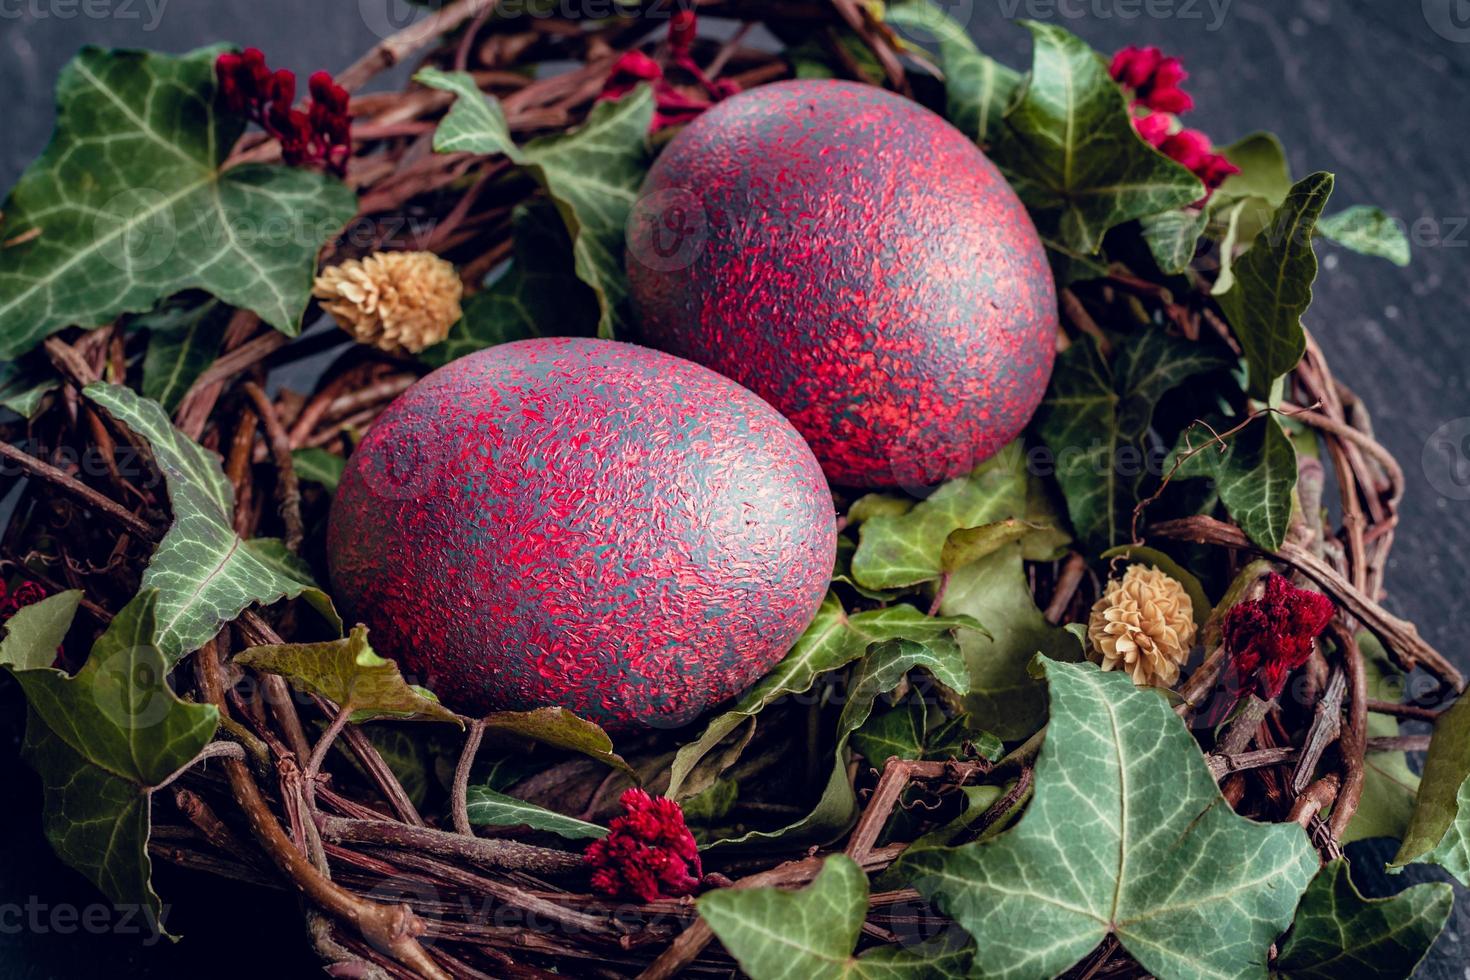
627 79 1058 490
327 337 836 731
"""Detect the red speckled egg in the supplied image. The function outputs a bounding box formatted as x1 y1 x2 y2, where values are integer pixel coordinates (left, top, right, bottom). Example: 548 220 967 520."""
327 337 836 731
626 79 1058 490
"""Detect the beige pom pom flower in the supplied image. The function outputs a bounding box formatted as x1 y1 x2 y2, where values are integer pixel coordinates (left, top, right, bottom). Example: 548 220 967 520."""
1087 564 1197 688
314 251 463 354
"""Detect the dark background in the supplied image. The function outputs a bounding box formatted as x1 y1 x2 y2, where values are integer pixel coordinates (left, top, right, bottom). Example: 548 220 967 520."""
2 0 1467 976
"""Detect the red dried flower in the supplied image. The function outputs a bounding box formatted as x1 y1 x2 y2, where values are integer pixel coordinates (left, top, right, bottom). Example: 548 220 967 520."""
1132 111 1172 148
215 49 351 176
585 788 702 902
597 11 738 133
1109 45 1194 114
1222 573 1335 701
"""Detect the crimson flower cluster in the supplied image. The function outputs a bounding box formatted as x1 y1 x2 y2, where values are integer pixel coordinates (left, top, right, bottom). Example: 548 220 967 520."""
0 580 46 620
1109 45 1238 204
585 788 702 902
215 49 351 176
1222 573 1336 701
599 10 739 132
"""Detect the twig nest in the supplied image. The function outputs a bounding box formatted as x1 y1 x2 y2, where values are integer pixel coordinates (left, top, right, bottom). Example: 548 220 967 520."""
1087 564 1197 687
314 251 462 354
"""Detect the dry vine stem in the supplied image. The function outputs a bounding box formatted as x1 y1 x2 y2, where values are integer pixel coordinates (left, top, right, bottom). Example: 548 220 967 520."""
0 5 1447 979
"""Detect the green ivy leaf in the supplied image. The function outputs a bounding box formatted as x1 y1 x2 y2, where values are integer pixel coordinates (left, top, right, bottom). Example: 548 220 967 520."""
135 294 231 413
417 68 652 338
1213 133 1293 213
0 46 356 357
419 201 598 367
0 590 218 934
291 447 346 492
1140 207 1209 275
465 787 606 840
990 22 1202 255
236 624 460 725
480 707 633 775
851 698 928 764
885 1 1019 146
1317 206 1410 267
1274 860 1451 980
942 542 1082 739
851 441 1067 591
0 353 59 418
899 660 1317 980
1216 172 1334 399
666 595 981 801
83 382 327 664
1391 686 1470 884
699 854 973 979
1174 414 1299 551
1034 331 1234 553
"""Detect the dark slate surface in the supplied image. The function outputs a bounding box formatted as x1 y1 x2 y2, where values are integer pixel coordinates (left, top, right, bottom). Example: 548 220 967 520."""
2 0 1467 976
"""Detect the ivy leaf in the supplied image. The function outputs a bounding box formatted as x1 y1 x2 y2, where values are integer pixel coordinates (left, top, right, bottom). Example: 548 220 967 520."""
1274 860 1451 980
699 853 973 979
1216 172 1334 399
1033 331 1234 553
989 22 1202 255
1317 206 1410 267
1213 133 1293 213
419 201 598 367
480 707 633 775
465 787 606 840
417 68 652 338
291 447 346 492
851 441 1067 590
899 660 1317 980
0 590 219 934
1341 635 1420 845
236 625 461 725
0 353 59 418
885 1 1019 145
851 698 928 764
1391 685 1470 884
0 46 356 357
135 294 231 413
666 595 981 800
83 382 327 664
1174 414 1299 550
1140 207 1209 275
941 542 1081 739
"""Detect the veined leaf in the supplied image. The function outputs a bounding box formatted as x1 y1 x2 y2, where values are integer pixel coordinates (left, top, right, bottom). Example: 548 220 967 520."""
481 707 632 775
1174 413 1299 551
1140 207 1209 275
0 46 356 356
0 590 218 934
1213 133 1293 213
1033 331 1233 553
237 625 460 725
1318 206 1410 267
899 660 1317 980
291 447 346 493
419 201 598 367
1274 860 1451 980
701 854 973 979
417 68 652 338
135 293 231 413
465 787 606 840
885 1 1019 145
0 353 59 418
990 22 1202 255
666 595 981 800
1391 686 1470 884
84 383 328 664
1216 172 1334 399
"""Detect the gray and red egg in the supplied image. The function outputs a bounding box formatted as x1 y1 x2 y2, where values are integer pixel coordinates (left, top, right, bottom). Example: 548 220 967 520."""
627 79 1058 491
327 338 835 731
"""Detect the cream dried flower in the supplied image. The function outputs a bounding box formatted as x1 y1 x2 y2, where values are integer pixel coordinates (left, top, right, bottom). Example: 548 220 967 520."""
314 251 463 354
1087 564 1197 688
